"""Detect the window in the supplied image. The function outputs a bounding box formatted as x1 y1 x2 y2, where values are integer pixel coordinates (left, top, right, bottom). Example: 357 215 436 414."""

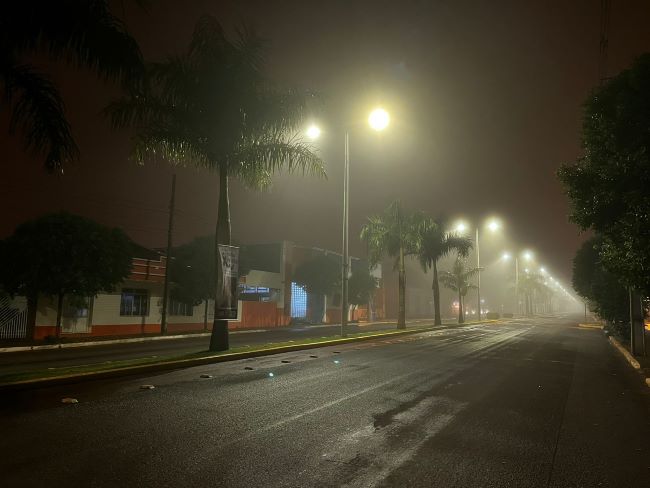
62 298 89 319
170 300 193 317
120 289 149 316
291 282 307 318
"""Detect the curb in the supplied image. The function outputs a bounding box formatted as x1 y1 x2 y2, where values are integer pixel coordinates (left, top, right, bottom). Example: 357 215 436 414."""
578 323 603 330
0 320 498 392
608 336 650 390
609 336 641 369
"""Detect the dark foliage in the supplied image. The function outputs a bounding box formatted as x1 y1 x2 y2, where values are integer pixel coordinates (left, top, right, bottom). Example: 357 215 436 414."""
0 212 133 337
559 53 650 293
572 236 629 338
1 0 144 172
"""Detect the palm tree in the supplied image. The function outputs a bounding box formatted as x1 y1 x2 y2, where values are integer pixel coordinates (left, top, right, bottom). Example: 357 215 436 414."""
107 16 325 350
360 200 419 329
1 1 144 172
519 271 546 316
415 217 472 325
439 257 480 324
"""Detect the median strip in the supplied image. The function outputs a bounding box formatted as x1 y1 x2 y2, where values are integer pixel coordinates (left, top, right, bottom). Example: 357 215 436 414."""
0 320 499 391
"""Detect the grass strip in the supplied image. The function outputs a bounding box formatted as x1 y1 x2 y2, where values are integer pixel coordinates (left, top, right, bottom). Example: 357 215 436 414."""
0 328 428 384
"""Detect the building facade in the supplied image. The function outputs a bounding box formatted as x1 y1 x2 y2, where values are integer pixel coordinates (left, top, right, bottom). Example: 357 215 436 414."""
12 241 383 340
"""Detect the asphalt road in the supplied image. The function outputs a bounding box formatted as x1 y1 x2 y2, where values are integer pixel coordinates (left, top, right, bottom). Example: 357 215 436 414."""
1 315 649 487
0 319 442 376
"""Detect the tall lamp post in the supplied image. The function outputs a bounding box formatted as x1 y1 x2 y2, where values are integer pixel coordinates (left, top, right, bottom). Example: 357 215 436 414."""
307 107 390 337
456 219 500 320
502 250 532 315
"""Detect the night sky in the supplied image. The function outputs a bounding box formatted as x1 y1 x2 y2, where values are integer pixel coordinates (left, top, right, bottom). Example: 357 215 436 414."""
2 0 650 291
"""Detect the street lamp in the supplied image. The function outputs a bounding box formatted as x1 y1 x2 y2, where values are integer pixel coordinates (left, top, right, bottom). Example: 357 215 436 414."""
455 218 501 320
368 108 390 131
501 250 538 315
309 108 390 337
339 107 390 336
306 124 321 140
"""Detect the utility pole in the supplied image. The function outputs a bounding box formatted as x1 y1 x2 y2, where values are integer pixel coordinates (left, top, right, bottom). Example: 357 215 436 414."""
598 0 611 84
160 174 176 335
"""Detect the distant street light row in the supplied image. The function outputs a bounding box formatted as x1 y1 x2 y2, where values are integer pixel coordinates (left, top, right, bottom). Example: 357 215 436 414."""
303 106 575 331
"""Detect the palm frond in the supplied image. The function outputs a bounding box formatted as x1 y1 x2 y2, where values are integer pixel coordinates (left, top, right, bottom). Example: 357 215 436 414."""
231 137 325 178
3 1 144 87
131 129 209 168
360 216 390 268
105 13 325 190
2 58 78 172
415 216 473 272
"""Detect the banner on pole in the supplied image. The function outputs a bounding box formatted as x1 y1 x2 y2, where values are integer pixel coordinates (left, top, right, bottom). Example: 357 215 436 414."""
216 244 239 320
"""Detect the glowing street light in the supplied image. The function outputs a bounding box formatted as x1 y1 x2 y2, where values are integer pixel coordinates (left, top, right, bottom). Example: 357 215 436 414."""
368 107 390 131
523 251 533 261
487 219 501 232
306 124 321 140
502 252 511 260
455 222 468 234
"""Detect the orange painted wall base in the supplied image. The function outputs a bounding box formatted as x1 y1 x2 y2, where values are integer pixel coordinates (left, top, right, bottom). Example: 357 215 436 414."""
33 303 291 340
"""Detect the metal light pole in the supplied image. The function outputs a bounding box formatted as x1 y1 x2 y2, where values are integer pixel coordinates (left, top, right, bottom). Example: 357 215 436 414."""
309 108 389 339
341 131 350 338
476 227 481 320
514 256 519 316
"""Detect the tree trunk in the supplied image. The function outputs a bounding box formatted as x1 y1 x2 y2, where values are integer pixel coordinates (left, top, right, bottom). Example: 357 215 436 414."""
458 290 464 324
432 261 441 325
203 299 209 332
397 244 406 329
25 295 37 341
210 169 232 351
55 293 64 340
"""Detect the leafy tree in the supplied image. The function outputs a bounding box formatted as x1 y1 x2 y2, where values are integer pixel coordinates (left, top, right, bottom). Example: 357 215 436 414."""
170 236 215 330
439 257 479 324
169 236 253 330
293 254 341 297
0 212 133 339
348 268 378 308
415 216 472 325
1 1 143 172
572 236 629 338
558 53 650 293
108 15 324 350
361 201 420 329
